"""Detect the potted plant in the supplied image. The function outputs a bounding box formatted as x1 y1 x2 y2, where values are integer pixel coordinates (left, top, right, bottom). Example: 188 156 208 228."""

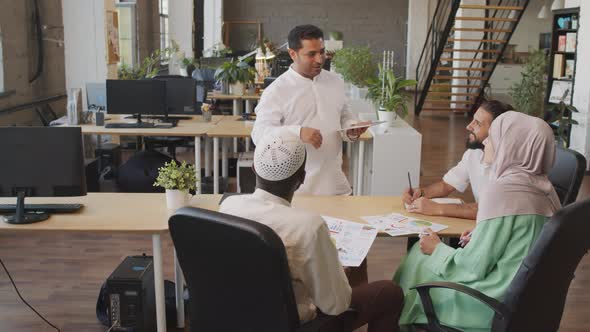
509 49 547 118
366 68 417 126
179 57 196 77
153 160 198 210
332 46 377 98
118 42 180 80
214 57 256 95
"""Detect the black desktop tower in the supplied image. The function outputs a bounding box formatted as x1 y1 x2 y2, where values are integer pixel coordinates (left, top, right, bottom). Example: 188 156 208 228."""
106 255 156 332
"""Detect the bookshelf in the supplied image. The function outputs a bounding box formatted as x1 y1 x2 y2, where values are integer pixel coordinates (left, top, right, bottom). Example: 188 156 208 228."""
546 8 580 106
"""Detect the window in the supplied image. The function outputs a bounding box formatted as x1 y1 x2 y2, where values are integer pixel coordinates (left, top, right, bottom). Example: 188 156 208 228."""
159 0 169 61
116 2 138 67
0 26 4 92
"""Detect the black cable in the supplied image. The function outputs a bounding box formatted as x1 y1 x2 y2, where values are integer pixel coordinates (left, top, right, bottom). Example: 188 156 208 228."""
0 257 60 331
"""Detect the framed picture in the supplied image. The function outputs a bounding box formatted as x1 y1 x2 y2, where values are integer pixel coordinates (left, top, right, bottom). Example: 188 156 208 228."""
106 10 120 64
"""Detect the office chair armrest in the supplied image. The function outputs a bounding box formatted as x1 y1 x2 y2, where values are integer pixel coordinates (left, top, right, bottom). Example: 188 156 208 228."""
412 282 509 330
296 309 357 332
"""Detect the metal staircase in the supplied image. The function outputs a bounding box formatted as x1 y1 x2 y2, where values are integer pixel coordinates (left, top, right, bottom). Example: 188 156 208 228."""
415 0 531 115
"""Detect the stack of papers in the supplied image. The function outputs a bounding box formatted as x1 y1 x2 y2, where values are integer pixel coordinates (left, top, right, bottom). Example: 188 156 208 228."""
322 216 378 267
362 213 448 237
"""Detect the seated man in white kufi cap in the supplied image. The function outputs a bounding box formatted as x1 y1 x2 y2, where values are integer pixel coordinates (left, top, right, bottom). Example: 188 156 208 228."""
219 130 404 331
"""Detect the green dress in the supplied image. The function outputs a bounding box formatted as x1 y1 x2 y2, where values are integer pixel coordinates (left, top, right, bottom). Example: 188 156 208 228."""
393 215 547 332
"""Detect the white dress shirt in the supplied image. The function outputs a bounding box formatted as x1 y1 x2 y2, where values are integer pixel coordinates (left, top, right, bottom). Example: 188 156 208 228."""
251 67 359 195
219 189 352 322
442 149 490 202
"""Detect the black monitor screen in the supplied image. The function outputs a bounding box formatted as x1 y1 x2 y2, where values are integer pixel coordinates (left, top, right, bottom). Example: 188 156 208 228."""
106 79 166 115
0 127 86 197
154 77 197 114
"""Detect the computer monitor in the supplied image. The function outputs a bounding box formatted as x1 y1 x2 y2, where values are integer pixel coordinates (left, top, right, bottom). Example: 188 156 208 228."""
106 79 167 125
0 127 87 224
86 82 107 111
153 76 197 114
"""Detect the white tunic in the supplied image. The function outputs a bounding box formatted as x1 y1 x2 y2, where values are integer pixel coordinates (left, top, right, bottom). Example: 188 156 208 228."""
219 189 352 322
251 67 359 195
443 149 490 202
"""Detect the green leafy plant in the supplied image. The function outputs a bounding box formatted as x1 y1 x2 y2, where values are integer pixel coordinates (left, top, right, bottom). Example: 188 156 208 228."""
180 57 196 68
545 90 579 148
214 57 256 84
153 160 197 192
332 46 377 87
366 67 417 118
118 42 180 80
509 49 547 118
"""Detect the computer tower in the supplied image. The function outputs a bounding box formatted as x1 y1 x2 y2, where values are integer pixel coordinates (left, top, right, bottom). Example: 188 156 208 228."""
106 255 156 332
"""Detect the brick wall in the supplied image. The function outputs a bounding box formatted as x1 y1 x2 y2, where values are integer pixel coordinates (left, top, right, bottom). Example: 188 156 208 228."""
224 0 409 68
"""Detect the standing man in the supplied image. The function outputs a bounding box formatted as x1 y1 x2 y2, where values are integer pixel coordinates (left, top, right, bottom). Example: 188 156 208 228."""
252 24 368 195
403 100 513 220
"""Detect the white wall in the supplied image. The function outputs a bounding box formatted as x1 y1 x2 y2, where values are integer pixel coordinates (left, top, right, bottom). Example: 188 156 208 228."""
510 0 552 52
406 0 431 80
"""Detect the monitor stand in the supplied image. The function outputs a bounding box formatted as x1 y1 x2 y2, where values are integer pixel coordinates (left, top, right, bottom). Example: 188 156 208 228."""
3 191 49 225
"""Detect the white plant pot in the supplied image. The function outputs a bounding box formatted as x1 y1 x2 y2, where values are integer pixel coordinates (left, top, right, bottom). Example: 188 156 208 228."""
378 109 397 128
179 67 188 77
165 189 191 211
230 82 245 96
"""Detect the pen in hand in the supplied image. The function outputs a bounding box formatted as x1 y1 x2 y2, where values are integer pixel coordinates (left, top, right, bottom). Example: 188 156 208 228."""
407 172 414 197
458 231 473 247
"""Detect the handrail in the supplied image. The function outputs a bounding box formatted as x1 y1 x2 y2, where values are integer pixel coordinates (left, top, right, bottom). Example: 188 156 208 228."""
0 94 67 114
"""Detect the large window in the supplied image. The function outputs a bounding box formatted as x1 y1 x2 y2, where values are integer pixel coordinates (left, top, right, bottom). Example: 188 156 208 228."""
116 2 137 67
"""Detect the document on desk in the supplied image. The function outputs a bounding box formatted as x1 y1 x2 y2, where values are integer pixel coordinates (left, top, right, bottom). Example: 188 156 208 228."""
337 121 386 132
322 216 379 267
362 213 448 237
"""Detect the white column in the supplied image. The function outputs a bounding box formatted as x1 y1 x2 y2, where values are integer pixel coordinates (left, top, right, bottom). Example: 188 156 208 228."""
569 2 590 169
406 0 431 80
195 136 201 194
203 0 223 56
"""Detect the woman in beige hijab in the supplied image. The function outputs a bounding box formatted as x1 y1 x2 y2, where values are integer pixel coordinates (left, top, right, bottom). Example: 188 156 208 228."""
393 111 561 331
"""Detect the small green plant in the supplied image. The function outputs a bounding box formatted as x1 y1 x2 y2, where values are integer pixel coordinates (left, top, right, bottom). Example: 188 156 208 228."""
153 160 197 192
509 49 547 118
214 57 256 84
366 67 417 118
332 46 377 87
546 90 579 148
180 57 196 68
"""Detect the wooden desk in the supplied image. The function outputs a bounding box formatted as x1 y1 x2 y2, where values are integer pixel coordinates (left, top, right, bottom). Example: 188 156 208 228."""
74 115 225 192
0 193 171 332
207 94 261 152
0 193 473 331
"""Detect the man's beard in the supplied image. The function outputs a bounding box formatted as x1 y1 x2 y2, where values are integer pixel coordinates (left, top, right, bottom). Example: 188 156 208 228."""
466 133 484 150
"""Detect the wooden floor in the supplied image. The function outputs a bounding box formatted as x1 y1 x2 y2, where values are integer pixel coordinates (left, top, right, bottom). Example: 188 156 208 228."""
0 111 589 331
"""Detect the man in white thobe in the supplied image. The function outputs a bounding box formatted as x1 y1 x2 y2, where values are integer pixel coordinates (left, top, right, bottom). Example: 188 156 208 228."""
251 25 368 196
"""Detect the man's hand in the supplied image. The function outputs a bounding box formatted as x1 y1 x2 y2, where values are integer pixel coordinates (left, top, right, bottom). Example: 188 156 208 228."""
346 121 371 140
459 227 474 247
300 127 323 149
402 187 422 204
419 228 441 255
406 197 442 216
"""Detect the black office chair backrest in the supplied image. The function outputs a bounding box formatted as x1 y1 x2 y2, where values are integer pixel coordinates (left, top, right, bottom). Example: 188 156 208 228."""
169 207 301 332
116 150 172 193
492 198 590 332
548 146 586 205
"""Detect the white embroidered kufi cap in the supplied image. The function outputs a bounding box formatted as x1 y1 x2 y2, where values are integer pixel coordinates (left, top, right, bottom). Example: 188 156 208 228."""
254 132 306 181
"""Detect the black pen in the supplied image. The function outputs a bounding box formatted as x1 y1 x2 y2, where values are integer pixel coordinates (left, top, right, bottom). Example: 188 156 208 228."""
407 172 414 196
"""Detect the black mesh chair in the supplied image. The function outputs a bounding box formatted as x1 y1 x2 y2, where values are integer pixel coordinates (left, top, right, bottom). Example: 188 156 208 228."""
411 197 590 332
168 207 355 332
548 146 586 205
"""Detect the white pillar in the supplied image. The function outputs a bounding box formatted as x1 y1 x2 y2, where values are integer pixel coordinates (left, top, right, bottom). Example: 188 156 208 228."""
569 2 590 169
406 0 431 80
203 0 223 56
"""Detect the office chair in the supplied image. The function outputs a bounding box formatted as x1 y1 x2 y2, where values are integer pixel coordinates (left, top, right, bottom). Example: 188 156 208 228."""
410 197 590 332
116 150 173 193
168 207 355 332
548 146 587 206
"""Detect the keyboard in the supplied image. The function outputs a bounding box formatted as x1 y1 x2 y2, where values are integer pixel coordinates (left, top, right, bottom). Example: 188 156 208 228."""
0 203 83 213
105 123 156 129
125 115 194 120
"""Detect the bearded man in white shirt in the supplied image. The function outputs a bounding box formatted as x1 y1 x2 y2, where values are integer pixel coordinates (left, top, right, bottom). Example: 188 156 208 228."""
403 100 514 220
220 132 403 331
251 25 368 196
